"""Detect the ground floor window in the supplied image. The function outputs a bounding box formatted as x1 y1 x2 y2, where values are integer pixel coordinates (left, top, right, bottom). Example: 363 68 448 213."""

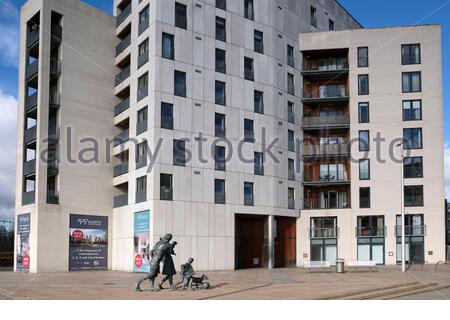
357 237 384 265
396 236 424 264
310 238 337 265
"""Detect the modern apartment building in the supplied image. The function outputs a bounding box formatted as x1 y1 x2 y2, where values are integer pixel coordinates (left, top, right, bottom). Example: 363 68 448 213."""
15 0 444 273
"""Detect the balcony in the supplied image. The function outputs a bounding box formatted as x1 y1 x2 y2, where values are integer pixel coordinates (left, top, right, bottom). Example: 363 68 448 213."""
138 16 149 36
26 60 39 80
50 58 61 78
49 93 60 110
395 225 427 237
356 226 386 237
309 227 339 239
113 162 129 177
302 85 349 105
302 115 350 130
25 93 38 113
302 143 349 158
23 159 36 177
24 126 37 145
47 190 59 204
302 175 350 187
50 23 62 49
113 194 128 208
114 97 130 116
136 189 147 203
303 190 350 210
116 2 132 27
138 51 149 68
47 159 59 176
302 58 349 80
22 191 35 206
27 27 39 48
115 65 130 86
48 125 60 141
116 34 131 57
113 129 129 147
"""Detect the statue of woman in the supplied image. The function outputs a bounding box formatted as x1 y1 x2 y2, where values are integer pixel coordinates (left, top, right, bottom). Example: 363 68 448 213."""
158 241 177 289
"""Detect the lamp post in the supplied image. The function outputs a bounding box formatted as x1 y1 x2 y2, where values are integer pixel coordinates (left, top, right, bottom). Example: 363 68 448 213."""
396 141 406 272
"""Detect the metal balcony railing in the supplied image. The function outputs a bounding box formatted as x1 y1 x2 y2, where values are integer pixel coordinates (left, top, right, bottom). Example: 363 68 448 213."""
23 159 36 176
113 194 128 208
138 51 149 68
116 2 132 27
113 129 129 147
113 162 129 177
303 197 350 210
356 226 386 237
309 227 339 239
302 115 350 129
137 87 148 101
136 157 147 170
395 225 427 237
48 125 60 140
160 187 172 201
136 120 147 135
302 143 349 158
26 60 39 79
24 126 37 144
25 92 38 112
115 65 130 86
302 174 350 185
303 85 348 100
50 58 61 76
116 34 131 56
50 23 62 48
22 191 35 206
114 97 130 116
288 111 295 124
27 27 39 47
49 93 61 109
303 58 349 72
136 189 147 203
138 17 149 35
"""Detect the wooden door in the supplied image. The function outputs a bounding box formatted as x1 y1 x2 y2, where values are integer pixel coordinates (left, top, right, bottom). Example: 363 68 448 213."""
274 217 297 268
235 214 266 269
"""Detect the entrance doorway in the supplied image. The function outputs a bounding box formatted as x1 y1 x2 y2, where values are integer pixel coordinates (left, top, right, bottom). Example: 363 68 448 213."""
274 217 297 268
235 214 267 269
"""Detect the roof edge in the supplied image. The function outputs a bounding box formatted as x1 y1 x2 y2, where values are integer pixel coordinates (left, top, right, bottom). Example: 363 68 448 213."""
334 0 364 29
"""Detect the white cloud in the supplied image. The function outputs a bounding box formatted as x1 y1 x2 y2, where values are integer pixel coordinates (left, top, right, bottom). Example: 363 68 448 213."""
445 144 450 200
0 88 17 221
0 23 19 67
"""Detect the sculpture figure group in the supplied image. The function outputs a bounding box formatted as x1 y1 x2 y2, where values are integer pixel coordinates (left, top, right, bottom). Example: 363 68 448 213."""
135 234 210 292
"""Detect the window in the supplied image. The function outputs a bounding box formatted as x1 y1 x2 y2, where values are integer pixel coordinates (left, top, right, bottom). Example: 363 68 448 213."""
215 179 225 204
244 0 254 20
137 73 148 101
215 81 226 105
359 130 370 151
288 130 295 152
288 188 295 209
359 159 370 180
162 33 174 60
244 182 254 206
254 90 263 113
138 38 149 68
404 157 423 179
174 70 186 97
329 19 335 31
175 2 187 29
136 175 147 203
244 57 254 81
288 158 295 180
244 118 254 142
357 47 369 67
216 0 226 11
138 5 149 35
254 152 264 175
310 6 317 27
137 106 148 135
319 164 347 181
161 102 173 130
215 48 226 73
254 30 264 54
403 128 422 149
403 100 422 121
288 101 295 123
216 17 226 42
173 139 186 166
318 191 348 209
358 74 369 95
404 185 423 207
287 45 294 67
136 141 148 169
402 44 421 65
215 113 226 137
287 73 295 95
358 102 369 123
359 187 371 208
160 173 173 201
402 72 421 93
214 146 226 171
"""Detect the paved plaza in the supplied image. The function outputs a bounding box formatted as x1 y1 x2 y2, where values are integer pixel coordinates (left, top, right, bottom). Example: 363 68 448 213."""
1 265 450 300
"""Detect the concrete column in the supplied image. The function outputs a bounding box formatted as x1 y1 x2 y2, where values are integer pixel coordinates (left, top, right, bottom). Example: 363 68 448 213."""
267 215 275 269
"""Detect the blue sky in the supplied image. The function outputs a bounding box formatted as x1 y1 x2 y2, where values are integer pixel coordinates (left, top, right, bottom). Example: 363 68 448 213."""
0 0 449 221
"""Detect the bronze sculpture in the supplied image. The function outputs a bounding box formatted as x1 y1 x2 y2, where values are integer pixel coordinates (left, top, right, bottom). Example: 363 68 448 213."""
158 241 177 289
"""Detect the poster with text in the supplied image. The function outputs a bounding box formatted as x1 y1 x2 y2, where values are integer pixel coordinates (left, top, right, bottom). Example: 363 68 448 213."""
16 213 31 272
69 214 108 271
134 210 150 272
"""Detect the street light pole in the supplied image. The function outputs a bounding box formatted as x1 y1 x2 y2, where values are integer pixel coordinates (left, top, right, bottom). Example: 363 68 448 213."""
397 142 406 272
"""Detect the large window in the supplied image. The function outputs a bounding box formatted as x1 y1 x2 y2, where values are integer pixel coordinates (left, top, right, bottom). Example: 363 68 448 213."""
358 74 369 95
402 44 421 65
215 80 226 105
403 128 422 149
288 101 295 123
216 17 226 42
244 0 254 20
310 217 337 264
404 185 424 207
138 5 149 35
173 139 186 166
254 152 264 175
216 0 226 11
174 70 186 97
404 156 423 179
254 90 264 114
288 188 295 209
136 175 147 203
137 106 148 135
244 118 254 142
288 158 295 181
358 102 369 123
136 141 148 169
288 130 295 152
287 45 295 67
357 47 369 67
161 102 173 130
244 182 254 206
215 179 225 204
215 48 226 73
403 100 422 121
359 130 370 151
244 57 254 81
160 173 173 201
402 72 421 93
254 30 264 54
138 38 149 68
359 159 370 180
319 163 347 181
319 191 347 209
357 216 385 264
162 33 174 60
287 73 295 95
137 73 148 101
310 6 317 27
175 2 187 29
215 113 226 138
214 146 226 171
359 187 371 208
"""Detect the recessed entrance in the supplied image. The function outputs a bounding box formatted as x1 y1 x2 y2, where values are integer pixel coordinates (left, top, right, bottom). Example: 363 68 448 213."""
274 216 297 268
235 214 267 269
